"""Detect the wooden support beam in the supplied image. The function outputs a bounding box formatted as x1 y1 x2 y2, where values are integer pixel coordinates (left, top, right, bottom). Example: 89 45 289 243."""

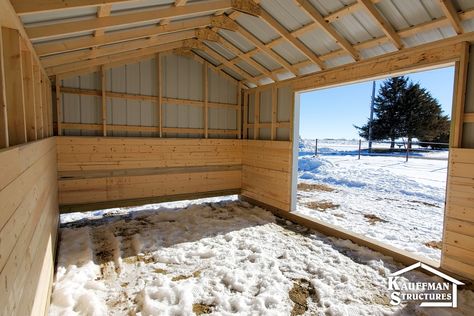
26 0 232 40
156 53 162 138
1 27 27 145
451 42 470 147
35 16 211 57
295 0 359 61
195 40 260 85
271 86 277 140
100 66 107 136
203 61 209 138
55 76 62 135
357 0 403 49
237 82 242 139
212 28 277 81
21 46 37 141
438 0 463 34
46 40 184 75
259 8 325 69
231 0 260 16
33 63 44 139
253 90 259 139
41 30 195 68
243 91 248 138
0 27 8 147
12 0 133 15
94 5 112 37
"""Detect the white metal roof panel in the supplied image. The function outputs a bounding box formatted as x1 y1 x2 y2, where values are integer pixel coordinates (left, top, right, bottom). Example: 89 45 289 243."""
235 13 279 43
205 41 236 60
260 0 312 32
297 28 340 56
251 52 283 71
218 29 256 52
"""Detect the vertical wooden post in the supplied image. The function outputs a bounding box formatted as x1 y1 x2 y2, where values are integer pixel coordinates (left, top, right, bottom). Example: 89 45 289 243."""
41 74 49 137
289 91 295 142
0 28 9 148
203 61 208 138
1 27 27 145
55 75 62 136
156 53 162 137
237 82 242 139
47 80 53 136
243 91 248 139
100 66 107 136
20 45 37 141
451 42 470 148
34 64 44 139
254 90 260 140
271 86 277 140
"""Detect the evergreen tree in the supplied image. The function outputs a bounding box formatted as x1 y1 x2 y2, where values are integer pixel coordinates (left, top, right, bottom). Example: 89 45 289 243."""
356 76 450 149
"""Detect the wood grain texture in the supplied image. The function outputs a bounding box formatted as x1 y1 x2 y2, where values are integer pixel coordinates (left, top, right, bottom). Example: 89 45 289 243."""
241 140 292 211
57 136 242 206
0 138 59 316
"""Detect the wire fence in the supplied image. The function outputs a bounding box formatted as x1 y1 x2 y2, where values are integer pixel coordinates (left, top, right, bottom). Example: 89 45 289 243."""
308 139 449 161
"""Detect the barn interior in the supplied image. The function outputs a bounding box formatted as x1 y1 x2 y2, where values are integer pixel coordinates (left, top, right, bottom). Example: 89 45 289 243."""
1 0 474 314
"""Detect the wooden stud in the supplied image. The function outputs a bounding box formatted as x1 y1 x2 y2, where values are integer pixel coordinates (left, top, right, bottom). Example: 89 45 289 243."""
100 66 107 136
237 82 242 139
33 63 44 139
357 0 403 49
243 91 248 139
41 74 49 137
20 46 37 141
451 42 470 148
271 86 277 140
1 27 27 145
0 28 8 148
438 0 463 34
254 91 260 140
55 76 62 135
203 61 209 138
156 53 163 138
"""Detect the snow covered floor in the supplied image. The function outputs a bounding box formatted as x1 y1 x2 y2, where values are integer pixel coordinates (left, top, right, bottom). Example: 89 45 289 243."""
50 198 474 315
296 153 448 262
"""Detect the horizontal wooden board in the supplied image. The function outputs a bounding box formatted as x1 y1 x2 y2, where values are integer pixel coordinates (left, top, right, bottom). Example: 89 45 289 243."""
0 138 59 316
241 140 292 211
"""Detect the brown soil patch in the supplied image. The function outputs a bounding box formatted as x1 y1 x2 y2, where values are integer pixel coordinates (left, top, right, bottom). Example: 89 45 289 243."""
364 214 388 225
289 279 317 316
172 270 201 281
304 201 339 212
424 240 442 250
192 303 214 315
298 182 335 192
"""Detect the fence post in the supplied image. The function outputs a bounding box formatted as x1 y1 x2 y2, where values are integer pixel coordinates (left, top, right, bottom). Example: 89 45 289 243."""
358 139 361 160
315 138 318 156
406 140 410 162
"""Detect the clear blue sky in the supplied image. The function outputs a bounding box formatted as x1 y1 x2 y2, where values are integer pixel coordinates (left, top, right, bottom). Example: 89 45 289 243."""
299 66 455 139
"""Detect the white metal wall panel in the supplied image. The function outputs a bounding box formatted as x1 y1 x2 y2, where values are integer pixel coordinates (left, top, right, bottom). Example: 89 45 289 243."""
259 89 272 123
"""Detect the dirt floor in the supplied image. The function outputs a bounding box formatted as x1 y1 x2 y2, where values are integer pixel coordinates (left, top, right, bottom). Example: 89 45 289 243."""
49 198 474 315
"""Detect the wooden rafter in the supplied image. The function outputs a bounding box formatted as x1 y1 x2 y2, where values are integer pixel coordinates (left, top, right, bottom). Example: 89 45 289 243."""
160 0 189 27
192 39 260 85
226 14 298 74
259 8 325 69
46 40 185 75
26 0 233 40
35 16 211 57
41 30 195 68
295 0 359 61
12 0 132 15
357 0 403 49
94 5 112 37
437 0 463 34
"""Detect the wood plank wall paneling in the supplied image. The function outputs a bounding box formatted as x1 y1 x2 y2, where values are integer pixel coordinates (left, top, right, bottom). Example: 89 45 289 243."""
442 148 474 279
56 136 243 207
0 138 59 316
241 140 292 211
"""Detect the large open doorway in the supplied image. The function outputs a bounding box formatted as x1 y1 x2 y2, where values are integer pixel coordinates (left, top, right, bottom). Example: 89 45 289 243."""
292 66 455 264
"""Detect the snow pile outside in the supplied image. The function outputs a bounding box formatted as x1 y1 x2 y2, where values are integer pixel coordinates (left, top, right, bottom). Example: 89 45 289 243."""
50 198 473 315
296 139 449 262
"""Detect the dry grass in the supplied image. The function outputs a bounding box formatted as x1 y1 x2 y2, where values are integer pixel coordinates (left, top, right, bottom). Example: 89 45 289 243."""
304 201 339 212
298 182 335 192
192 303 214 315
364 214 388 225
424 240 442 250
